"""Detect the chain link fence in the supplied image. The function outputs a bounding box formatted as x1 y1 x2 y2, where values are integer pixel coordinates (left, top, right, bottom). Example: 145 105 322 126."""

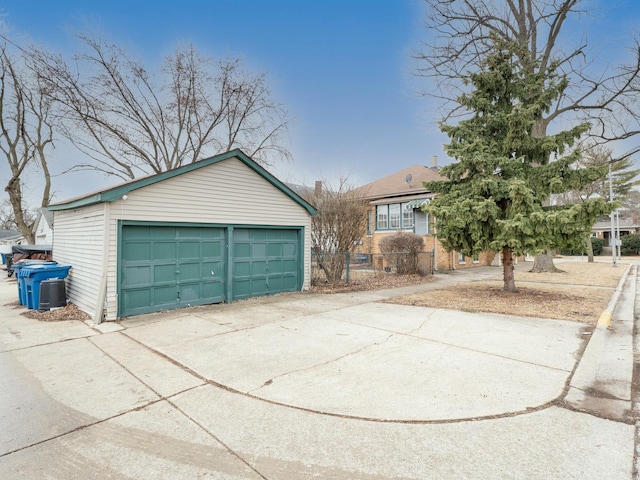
311 251 434 285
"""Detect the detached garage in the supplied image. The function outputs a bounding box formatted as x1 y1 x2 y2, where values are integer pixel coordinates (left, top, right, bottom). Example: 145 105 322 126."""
48 150 316 323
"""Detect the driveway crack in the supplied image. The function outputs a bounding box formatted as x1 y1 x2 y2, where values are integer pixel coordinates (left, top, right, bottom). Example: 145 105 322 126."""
249 332 397 394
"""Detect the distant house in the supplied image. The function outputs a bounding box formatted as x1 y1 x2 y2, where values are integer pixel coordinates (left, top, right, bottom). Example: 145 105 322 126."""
32 208 54 244
353 163 495 272
592 219 640 246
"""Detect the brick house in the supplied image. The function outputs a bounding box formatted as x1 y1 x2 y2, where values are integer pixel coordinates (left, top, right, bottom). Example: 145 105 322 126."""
353 163 495 272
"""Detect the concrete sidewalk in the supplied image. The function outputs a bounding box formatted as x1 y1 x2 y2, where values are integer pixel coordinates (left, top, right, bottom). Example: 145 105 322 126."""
0 263 636 479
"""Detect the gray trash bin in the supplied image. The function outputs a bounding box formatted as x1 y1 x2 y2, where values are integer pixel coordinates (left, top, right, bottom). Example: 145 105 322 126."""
38 278 67 311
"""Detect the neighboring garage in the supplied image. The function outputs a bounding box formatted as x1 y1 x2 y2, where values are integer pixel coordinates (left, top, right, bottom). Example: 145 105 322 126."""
48 150 316 323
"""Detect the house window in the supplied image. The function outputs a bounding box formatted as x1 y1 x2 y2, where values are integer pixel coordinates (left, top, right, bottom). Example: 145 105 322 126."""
376 205 388 230
414 211 429 235
377 203 420 231
389 204 401 229
458 252 466 264
402 203 414 229
472 254 479 264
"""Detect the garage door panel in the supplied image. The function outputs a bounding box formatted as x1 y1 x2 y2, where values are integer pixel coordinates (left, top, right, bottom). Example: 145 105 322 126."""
282 275 297 290
178 283 200 302
154 242 176 260
233 279 251 298
202 241 222 257
154 285 178 305
233 261 250 276
179 262 203 281
122 242 152 261
154 264 178 283
283 259 297 271
267 243 282 256
231 228 300 301
202 280 224 299
200 260 222 275
152 227 177 240
125 225 151 239
179 241 200 259
122 265 151 286
120 225 226 317
122 289 151 310
234 243 251 257
252 261 267 275
252 243 266 257
178 227 201 238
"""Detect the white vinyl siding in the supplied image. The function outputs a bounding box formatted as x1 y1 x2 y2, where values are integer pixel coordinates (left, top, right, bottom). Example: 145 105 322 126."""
52 204 106 318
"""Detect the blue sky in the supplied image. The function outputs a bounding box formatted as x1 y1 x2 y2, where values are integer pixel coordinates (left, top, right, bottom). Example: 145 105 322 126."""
1 0 640 203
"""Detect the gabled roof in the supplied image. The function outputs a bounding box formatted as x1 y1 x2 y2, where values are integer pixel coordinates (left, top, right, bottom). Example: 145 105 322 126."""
0 229 21 241
353 164 445 201
32 207 54 231
49 149 317 215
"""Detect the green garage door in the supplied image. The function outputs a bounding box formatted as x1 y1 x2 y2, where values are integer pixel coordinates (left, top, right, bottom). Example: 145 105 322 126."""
119 225 226 317
232 228 300 300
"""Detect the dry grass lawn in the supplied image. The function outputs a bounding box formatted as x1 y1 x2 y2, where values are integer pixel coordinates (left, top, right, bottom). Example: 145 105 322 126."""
385 261 629 323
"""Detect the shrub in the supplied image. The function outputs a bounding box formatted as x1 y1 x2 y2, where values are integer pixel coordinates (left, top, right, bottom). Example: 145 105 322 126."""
621 234 640 255
559 237 604 256
378 232 424 275
592 237 604 256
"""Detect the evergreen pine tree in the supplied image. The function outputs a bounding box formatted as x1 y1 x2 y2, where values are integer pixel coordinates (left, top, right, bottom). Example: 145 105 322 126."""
425 39 613 291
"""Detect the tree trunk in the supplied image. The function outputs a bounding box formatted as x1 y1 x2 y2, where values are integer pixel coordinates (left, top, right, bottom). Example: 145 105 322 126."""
530 249 562 273
5 178 35 244
585 236 594 263
502 248 517 292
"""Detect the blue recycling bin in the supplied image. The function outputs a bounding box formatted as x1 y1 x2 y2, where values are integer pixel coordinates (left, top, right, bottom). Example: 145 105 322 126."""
14 260 57 305
21 264 71 310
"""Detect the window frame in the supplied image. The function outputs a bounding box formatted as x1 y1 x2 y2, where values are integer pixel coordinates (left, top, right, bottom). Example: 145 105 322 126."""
376 205 389 230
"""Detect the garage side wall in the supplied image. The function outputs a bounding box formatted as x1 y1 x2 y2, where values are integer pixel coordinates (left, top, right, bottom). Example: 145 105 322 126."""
103 157 312 320
51 203 106 317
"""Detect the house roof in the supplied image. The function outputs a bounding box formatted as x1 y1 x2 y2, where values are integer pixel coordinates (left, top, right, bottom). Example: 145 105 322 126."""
0 229 21 241
593 219 640 231
32 208 54 232
48 149 317 216
353 164 445 201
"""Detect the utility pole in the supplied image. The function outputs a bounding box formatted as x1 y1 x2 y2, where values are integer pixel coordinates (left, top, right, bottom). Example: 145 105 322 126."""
609 163 617 266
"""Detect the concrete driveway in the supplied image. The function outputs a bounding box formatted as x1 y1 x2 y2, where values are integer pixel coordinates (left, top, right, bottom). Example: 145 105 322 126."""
0 264 636 479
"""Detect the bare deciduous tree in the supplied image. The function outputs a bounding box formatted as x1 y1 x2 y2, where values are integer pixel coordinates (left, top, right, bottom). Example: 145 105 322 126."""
32 34 291 180
303 179 369 284
0 41 53 244
415 0 640 272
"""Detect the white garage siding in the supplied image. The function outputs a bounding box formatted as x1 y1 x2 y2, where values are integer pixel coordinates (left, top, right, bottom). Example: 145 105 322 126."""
52 203 106 318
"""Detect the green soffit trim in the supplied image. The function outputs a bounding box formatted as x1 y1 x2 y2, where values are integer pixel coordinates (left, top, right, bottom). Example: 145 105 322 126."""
48 149 317 216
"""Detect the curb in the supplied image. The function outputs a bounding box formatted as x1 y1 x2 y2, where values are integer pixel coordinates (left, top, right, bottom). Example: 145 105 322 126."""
597 263 632 328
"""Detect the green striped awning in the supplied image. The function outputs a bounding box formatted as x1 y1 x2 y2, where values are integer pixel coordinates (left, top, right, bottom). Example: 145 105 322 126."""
404 199 431 209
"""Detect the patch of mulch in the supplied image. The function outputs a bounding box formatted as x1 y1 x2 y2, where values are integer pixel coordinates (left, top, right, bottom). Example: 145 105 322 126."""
310 273 435 293
385 282 612 323
21 302 92 322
